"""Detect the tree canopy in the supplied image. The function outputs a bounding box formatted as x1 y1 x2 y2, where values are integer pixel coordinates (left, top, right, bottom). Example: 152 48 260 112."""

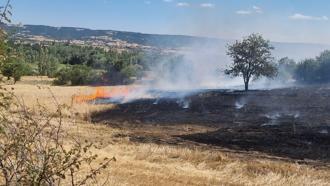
226 33 277 91
7 42 161 85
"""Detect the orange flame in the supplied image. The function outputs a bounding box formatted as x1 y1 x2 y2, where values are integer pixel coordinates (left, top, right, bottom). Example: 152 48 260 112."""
73 87 131 103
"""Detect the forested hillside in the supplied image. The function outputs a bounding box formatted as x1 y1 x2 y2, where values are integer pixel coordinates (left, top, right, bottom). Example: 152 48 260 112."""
5 24 216 48
5 24 330 60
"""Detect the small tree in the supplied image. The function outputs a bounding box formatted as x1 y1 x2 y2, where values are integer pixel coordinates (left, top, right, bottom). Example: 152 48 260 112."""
1 58 25 84
226 34 277 91
53 65 102 86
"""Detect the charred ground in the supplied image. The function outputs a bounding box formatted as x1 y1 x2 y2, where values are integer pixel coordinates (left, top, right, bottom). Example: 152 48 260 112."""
92 86 330 165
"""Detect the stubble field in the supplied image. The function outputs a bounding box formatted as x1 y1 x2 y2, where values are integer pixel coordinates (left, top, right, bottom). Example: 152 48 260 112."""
4 76 330 186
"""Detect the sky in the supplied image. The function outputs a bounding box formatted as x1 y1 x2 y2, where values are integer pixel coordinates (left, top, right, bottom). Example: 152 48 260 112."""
9 0 330 44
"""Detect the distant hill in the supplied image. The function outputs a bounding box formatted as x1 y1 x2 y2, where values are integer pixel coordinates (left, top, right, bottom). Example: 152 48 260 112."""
5 24 219 48
5 24 330 60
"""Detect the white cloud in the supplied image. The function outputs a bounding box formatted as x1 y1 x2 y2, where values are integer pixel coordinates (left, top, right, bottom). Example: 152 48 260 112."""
236 6 263 15
236 10 252 15
163 0 173 2
253 6 263 14
289 13 328 21
200 3 215 8
176 2 190 7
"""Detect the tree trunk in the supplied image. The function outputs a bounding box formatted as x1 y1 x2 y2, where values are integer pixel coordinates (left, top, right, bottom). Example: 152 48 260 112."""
244 82 249 91
243 75 250 92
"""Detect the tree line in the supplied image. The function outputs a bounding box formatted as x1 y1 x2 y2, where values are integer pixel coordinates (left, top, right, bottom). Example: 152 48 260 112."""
2 41 161 85
274 51 330 86
2 33 330 89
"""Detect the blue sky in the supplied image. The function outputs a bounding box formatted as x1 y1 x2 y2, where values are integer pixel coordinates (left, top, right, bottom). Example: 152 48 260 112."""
10 0 330 44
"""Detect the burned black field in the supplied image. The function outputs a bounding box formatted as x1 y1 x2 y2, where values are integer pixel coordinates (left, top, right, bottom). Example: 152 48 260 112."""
92 86 330 165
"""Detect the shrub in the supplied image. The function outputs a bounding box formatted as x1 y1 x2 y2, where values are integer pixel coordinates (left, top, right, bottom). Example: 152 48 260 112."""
1 58 28 84
53 65 102 86
120 64 143 79
0 91 115 185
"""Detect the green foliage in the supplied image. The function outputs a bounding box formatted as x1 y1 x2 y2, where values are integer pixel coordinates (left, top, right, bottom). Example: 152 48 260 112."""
52 66 71 85
1 58 28 83
54 65 102 86
294 50 330 84
226 33 278 91
316 50 330 82
295 59 319 83
36 47 59 77
69 65 99 85
121 64 143 78
12 42 151 85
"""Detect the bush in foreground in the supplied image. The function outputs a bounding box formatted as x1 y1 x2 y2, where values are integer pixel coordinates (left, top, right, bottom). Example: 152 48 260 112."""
0 90 115 185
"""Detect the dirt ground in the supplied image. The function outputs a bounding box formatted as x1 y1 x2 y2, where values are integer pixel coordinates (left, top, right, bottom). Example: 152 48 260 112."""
5 76 330 186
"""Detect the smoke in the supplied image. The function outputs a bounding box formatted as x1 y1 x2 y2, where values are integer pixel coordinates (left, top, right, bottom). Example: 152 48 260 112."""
134 6 330 93
96 9 330 104
261 111 300 127
144 41 244 91
235 98 246 110
176 98 191 109
319 129 328 134
115 40 313 105
140 40 299 93
132 2 330 94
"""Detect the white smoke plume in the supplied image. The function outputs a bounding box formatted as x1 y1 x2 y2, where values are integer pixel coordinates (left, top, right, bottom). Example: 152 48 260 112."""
145 42 243 91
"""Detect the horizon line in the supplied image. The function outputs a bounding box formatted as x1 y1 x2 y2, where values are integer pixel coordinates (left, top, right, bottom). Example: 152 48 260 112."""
9 22 330 46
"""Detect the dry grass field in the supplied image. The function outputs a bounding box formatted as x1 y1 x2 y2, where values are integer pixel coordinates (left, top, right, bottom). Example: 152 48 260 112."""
4 76 330 186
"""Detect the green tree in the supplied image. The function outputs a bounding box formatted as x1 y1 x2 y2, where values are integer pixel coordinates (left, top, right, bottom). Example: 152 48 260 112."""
226 34 277 91
293 50 330 84
36 46 59 76
0 0 11 66
53 66 71 85
316 50 330 82
1 58 26 83
69 65 93 85
1 60 14 80
54 65 102 86
295 58 320 83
